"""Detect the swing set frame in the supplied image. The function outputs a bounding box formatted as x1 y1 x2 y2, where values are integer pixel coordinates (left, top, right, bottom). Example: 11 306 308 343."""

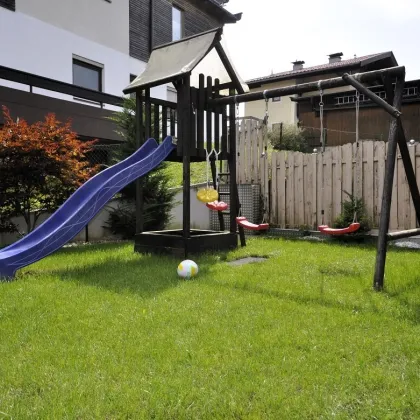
210 62 412 292
124 27 412 290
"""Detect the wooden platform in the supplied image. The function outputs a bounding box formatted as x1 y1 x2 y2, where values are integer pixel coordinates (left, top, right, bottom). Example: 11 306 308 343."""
134 229 237 258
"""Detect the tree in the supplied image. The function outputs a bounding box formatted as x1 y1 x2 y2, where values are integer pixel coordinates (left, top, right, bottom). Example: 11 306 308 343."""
0 106 98 234
267 123 309 153
104 97 176 238
333 191 372 233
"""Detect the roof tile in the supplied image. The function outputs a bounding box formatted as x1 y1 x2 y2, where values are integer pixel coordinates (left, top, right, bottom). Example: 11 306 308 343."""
247 53 385 84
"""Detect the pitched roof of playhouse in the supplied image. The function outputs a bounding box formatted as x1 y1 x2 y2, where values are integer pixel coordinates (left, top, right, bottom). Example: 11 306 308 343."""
123 28 248 94
247 51 398 88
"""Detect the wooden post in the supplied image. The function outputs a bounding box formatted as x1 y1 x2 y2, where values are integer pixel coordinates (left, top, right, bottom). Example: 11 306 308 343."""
206 76 213 152
197 74 205 152
229 88 245 245
180 76 192 253
135 90 144 233
162 106 168 139
373 75 405 291
214 78 220 152
153 103 160 141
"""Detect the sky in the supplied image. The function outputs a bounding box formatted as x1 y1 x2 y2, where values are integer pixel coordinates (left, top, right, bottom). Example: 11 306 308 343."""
223 0 420 82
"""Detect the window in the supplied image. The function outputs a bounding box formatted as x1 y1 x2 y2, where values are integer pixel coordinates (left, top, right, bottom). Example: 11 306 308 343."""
172 6 184 41
73 57 103 92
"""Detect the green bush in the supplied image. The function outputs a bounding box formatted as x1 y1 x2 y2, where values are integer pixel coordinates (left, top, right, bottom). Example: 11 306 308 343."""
267 123 309 153
104 97 177 238
333 191 372 233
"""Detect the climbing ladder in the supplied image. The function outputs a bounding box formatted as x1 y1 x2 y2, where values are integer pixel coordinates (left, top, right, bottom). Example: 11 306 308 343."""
210 160 246 247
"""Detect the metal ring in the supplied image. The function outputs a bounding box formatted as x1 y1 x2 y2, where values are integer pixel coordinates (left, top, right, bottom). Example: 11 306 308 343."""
263 90 268 100
319 102 324 107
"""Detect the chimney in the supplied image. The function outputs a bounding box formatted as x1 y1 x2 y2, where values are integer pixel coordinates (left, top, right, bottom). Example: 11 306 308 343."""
292 60 305 71
328 52 343 64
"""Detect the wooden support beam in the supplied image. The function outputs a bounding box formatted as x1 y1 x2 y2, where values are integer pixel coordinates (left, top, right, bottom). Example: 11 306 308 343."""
197 74 205 151
181 76 192 251
206 76 213 152
396 119 420 224
153 103 160 141
342 73 401 118
387 228 420 241
135 90 144 234
214 78 220 152
373 75 405 291
210 66 405 107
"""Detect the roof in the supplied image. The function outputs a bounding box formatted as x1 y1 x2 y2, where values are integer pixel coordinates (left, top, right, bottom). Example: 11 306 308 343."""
123 28 248 94
247 52 398 87
204 0 241 23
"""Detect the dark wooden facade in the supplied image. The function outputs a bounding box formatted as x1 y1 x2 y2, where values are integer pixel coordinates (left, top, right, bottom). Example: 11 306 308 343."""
129 0 239 62
0 0 14 11
297 80 420 147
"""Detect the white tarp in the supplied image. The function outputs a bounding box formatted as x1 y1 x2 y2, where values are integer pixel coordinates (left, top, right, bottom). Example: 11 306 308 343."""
124 29 248 93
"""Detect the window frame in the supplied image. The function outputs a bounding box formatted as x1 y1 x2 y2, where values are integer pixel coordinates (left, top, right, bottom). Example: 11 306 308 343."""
72 56 104 92
172 5 184 41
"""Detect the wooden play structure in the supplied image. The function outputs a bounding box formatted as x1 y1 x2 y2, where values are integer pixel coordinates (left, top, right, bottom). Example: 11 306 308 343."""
124 27 412 291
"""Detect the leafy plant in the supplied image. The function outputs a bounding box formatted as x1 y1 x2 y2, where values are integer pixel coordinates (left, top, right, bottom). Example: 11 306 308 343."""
0 106 98 234
333 191 372 233
267 123 309 153
105 97 176 236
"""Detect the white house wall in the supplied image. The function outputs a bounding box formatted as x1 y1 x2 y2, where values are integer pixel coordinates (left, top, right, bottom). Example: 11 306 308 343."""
244 79 298 127
17 0 130 55
0 8 166 109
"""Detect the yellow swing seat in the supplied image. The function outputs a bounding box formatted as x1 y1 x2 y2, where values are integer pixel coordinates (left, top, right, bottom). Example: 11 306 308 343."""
197 187 218 203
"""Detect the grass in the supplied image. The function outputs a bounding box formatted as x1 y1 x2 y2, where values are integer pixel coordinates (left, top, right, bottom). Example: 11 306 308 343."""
165 161 207 188
1 238 420 418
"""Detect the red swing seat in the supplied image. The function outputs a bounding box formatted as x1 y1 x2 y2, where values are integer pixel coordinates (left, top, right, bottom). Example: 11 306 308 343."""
236 216 269 231
206 201 228 211
318 222 361 236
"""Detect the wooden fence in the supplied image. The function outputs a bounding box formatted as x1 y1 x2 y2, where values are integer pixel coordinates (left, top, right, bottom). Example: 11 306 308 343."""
236 132 420 230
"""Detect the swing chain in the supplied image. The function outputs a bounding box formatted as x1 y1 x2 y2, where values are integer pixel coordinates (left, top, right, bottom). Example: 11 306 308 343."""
263 90 269 126
318 81 325 151
355 90 360 147
234 95 239 119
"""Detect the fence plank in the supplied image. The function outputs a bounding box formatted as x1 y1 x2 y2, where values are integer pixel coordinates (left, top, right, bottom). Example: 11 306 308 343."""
390 142 398 230
311 152 318 229
410 144 416 228
295 153 304 227
271 152 278 225
375 142 385 227
323 149 333 225
342 143 353 199
354 142 363 201
332 146 342 222
251 120 258 183
239 119 246 184
316 152 323 226
364 141 374 221
286 152 294 227
278 152 286 227
245 119 252 183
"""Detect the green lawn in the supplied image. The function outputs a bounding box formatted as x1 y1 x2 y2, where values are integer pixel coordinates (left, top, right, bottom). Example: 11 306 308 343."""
1 238 420 419
165 161 207 188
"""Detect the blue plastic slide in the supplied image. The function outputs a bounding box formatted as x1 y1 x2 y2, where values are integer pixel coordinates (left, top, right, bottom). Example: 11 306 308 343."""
0 136 175 279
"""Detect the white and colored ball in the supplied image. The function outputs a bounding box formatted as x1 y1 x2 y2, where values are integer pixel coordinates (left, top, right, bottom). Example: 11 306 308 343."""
177 259 199 279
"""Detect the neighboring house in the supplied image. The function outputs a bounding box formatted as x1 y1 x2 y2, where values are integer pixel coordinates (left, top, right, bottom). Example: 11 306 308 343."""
298 78 420 147
0 0 241 143
244 51 398 130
